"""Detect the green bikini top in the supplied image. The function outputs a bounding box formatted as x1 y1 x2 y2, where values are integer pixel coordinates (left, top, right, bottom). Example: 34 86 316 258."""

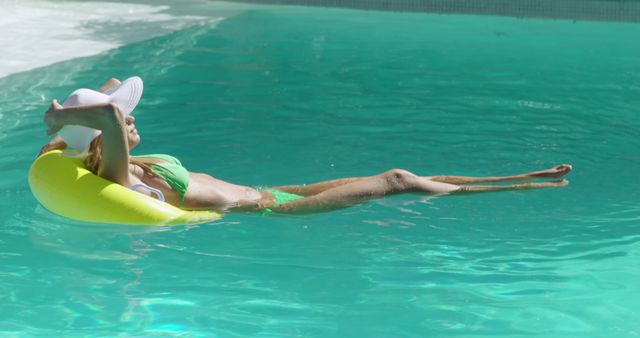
131 154 190 206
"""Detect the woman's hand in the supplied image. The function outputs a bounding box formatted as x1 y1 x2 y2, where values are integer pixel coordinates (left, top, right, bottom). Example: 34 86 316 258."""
38 100 67 157
37 135 67 157
44 99 64 136
98 78 121 93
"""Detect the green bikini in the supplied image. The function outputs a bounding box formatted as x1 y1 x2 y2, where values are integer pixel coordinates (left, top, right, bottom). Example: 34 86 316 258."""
132 154 190 206
132 154 303 211
259 188 304 214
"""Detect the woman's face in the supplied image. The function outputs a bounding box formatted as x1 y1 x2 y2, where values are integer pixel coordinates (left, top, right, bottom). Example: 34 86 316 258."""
125 115 140 149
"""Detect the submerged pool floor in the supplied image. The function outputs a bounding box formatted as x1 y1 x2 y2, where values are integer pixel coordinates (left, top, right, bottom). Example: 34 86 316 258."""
1 3 639 336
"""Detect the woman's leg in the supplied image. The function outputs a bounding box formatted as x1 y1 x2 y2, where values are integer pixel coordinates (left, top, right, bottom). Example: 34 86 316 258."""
273 177 370 196
272 169 458 213
457 179 568 193
428 164 572 185
272 168 568 214
274 164 572 196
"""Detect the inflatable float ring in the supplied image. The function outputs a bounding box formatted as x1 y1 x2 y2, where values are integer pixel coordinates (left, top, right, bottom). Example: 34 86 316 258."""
28 150 221 226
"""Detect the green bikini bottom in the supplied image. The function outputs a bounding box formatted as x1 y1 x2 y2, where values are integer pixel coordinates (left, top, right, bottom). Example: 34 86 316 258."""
260 188 304 214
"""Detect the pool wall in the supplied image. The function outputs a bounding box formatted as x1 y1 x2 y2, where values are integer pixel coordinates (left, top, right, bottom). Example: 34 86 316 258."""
220 0 640 22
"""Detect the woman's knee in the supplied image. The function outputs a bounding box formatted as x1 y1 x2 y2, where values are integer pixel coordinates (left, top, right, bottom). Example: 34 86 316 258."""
381 169 417 190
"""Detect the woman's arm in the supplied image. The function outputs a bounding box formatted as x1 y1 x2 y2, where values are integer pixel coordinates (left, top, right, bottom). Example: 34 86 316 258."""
44 100 131 186
37 78 121 156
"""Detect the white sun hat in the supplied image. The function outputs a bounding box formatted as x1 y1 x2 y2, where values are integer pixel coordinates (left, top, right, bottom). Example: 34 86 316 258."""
58 76 143 153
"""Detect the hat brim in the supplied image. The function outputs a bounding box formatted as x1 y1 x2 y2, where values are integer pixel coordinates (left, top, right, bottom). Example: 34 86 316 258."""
108 76 143 116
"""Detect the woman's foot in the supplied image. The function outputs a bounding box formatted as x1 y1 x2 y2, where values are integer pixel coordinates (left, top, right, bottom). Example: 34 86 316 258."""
527 164 572 179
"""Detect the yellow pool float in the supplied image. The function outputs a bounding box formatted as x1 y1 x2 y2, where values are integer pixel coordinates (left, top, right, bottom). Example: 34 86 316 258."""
28 150 222 226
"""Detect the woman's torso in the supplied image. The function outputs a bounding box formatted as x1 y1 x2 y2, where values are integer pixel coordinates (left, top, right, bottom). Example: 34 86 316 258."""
128 155 269 211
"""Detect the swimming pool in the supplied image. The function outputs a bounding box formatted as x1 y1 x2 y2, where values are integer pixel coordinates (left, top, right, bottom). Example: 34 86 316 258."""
1 1 639 336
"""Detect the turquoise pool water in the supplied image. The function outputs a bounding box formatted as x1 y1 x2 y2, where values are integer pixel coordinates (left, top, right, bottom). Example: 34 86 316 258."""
1 2 640 336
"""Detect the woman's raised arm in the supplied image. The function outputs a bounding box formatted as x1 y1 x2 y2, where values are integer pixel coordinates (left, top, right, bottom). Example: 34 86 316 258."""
37 78 122 157
44 100 131 186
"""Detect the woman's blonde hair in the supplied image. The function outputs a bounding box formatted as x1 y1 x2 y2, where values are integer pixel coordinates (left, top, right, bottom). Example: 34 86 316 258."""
84 136 103 174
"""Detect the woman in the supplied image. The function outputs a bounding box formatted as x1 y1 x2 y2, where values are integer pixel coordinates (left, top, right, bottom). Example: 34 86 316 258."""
42 77 571 214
